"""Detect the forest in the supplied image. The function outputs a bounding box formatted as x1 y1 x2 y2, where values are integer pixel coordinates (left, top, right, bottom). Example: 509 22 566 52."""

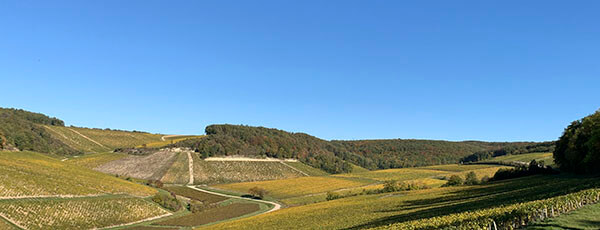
0 108 80 155
172 124 552 173
554 109 600 173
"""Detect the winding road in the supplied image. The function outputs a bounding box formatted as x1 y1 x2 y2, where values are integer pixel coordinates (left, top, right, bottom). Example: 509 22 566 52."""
186 186 281 214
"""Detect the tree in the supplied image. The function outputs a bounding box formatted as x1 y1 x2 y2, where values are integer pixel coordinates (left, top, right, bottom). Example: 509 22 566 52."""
554 109 600 173
464 171 479 185
444 175 464 187
248 187 268 199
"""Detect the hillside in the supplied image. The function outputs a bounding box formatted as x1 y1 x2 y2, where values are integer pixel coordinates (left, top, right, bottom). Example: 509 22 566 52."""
93 149 322 184
0 150 169 229
0 108 80 155
171 124 551 173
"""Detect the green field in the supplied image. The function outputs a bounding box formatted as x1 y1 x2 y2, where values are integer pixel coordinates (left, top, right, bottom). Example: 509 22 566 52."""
485 152 554 164
527 202 600 230
0 151 156 197
0 195 169 230
199 174 600 230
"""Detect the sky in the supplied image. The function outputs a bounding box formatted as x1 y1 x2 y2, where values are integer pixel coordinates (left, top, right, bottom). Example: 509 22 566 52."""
1 1 599 142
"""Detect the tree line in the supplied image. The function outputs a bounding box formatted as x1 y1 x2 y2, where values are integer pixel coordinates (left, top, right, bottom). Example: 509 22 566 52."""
0 107 80 155
554 109 600 174
171 124 551 174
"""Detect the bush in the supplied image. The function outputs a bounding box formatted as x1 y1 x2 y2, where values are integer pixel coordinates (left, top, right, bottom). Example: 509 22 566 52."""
152 192 181 211
464 172 479 185
490 160 557 181
326 191 342 201
248 187 268 199
444 175 464 187
188 200 206 213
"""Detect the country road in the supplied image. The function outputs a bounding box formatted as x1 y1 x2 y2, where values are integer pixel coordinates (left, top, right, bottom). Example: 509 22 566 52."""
161 135 183 141
186 186 281 214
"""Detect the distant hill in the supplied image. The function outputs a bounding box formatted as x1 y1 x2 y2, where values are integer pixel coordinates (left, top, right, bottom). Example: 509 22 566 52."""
171 124 553 173
0 108 79 155
0 107 162 155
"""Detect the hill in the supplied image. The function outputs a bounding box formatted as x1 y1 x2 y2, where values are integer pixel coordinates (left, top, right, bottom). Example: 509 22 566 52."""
93 149 323 184
0 150 169 229
171 124 551 173
0 108 79 155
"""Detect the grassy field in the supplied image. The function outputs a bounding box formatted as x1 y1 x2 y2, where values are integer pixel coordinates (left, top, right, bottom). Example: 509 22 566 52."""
214 176 373 199
199 174 600 230
0 151 156 197
65 152 128 168
526 202 600 230
486 152 554 164
192 156 307 184
0 195 169 230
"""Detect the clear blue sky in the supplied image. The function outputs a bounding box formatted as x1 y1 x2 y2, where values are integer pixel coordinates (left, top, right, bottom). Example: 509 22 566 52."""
1 1 599 141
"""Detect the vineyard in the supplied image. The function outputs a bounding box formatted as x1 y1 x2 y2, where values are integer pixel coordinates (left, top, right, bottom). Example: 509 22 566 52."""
199 174 600 230
526 202 600 229
65 152 128 169
192 156 308 184
0 195 170 230
377 187 600 229
0 151 156 198
214 176 373 199
95 150 178 181
43 126 162 152
160 152 190 184
152 202 260 227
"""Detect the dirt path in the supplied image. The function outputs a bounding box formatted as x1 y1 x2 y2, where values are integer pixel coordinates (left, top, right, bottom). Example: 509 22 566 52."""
68 128 107 149
0 213 26 230
97 213 173 230
161 135 183 141
280 162 309 176
187 151 194 185
187 186 281 214
204 156 298 162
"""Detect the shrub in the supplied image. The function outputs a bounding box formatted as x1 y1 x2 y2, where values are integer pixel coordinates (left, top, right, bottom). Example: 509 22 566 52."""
248 187 268 199
464 172 479 185
444 175 464 187
326 191 342 201
152 192 181 211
